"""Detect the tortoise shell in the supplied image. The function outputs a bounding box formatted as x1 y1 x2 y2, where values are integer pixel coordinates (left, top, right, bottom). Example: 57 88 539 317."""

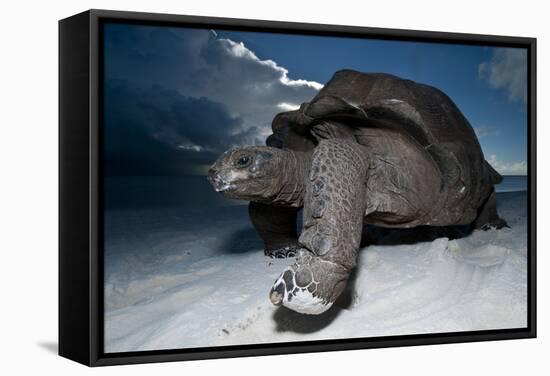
266 69 500 215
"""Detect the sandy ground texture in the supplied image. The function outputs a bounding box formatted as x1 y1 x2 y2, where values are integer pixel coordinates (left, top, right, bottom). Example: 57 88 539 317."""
104 190 527 353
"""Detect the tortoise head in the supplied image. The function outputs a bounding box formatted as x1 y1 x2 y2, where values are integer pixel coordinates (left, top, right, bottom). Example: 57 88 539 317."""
208 146 288 201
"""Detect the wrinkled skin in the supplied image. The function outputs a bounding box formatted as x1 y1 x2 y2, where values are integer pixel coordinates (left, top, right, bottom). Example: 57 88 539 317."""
208 146 310 207
208 147 285 202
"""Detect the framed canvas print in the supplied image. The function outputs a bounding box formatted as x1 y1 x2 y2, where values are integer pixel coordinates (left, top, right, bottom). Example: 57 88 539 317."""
59 9 536 366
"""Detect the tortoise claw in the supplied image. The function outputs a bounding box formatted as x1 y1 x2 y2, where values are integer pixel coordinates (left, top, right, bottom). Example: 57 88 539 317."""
265 244 302 259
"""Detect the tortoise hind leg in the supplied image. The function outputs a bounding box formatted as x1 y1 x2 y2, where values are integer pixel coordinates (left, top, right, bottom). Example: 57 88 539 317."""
269 139 368 314
249 202 302 258
473 190 509 230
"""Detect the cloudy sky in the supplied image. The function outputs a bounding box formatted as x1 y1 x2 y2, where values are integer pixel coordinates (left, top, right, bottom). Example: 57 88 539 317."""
103 22 528 176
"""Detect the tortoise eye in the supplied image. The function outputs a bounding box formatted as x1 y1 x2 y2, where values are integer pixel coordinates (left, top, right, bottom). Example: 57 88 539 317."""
235 155 252 168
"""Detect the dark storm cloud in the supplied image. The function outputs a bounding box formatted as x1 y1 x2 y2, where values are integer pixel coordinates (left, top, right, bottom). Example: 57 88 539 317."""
104 81 254 176
104 23 322 141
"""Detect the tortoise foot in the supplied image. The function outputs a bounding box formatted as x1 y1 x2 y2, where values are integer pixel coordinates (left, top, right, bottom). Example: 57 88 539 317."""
269 250 350 314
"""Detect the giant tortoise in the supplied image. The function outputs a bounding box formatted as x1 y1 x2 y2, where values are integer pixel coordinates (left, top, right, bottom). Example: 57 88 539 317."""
208 70 506 314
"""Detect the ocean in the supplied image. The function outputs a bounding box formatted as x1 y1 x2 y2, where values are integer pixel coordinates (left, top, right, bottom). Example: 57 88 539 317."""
496 175 528 193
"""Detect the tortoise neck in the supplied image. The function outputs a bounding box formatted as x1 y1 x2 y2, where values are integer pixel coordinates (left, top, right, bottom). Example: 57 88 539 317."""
270 150 310 207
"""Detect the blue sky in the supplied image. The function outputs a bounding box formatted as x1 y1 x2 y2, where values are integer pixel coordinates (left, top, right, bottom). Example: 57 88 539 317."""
103 23 528 176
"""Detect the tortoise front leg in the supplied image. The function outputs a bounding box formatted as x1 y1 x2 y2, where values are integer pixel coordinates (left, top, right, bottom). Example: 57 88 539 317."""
249 202 302 258
269 139 368 314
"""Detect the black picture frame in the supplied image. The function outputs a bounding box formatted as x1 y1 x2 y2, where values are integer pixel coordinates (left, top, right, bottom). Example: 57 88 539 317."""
59 8 537 367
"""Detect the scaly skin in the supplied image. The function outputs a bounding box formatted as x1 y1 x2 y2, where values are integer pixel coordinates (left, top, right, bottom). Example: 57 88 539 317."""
270 139 369 314
208 146 310 207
